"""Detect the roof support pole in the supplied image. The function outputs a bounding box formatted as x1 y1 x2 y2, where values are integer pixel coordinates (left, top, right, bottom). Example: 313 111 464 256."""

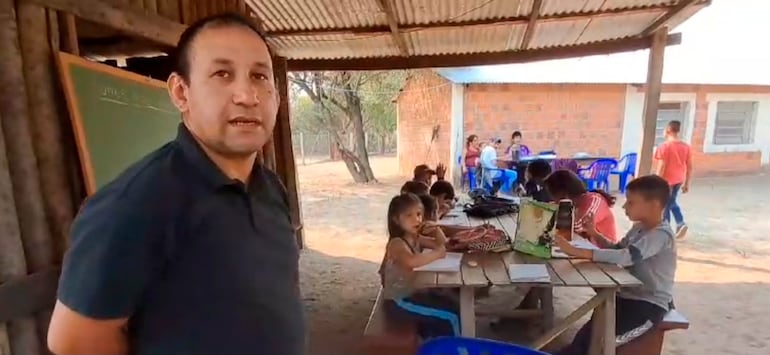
637 27 667 176
270 56 304 249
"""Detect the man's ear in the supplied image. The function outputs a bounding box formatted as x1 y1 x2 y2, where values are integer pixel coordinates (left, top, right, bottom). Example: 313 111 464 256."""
167 72 189 113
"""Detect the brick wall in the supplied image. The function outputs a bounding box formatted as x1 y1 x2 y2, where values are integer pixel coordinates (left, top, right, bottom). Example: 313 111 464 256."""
463 83 626 158
396 71 770 179
396 71 452 177
637 84 770 176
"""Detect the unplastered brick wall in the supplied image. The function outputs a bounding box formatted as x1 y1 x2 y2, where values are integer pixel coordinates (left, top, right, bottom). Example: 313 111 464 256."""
463 83 626 158
636 84 770 176
396 71 452 177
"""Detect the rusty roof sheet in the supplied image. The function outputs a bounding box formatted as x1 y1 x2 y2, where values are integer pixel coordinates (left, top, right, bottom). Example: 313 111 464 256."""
246 0 708 61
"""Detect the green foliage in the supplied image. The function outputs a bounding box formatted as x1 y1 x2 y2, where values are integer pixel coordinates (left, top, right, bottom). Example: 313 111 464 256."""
289 70 407 136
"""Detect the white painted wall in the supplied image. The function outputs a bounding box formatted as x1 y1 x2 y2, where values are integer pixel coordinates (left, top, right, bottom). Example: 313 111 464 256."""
703 93 770 165
448 83 465 186
620 85 697 157
620 87 770 167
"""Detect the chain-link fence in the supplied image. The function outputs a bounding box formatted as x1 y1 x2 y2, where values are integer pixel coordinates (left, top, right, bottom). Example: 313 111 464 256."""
291 131 396 165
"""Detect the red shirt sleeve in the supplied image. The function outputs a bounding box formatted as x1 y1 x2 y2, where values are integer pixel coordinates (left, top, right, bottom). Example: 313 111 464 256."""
654 142 667 161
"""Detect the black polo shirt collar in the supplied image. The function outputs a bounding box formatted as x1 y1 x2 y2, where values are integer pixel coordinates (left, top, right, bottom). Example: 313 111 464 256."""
175 123 262 190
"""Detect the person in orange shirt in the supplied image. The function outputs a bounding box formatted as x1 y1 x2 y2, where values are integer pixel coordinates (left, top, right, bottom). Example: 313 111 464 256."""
654 120 692 239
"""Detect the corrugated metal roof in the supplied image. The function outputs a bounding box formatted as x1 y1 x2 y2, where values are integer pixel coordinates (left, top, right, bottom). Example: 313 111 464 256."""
245 0 708 61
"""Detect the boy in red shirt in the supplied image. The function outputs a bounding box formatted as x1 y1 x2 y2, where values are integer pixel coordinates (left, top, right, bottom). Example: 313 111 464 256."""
654 120 692 239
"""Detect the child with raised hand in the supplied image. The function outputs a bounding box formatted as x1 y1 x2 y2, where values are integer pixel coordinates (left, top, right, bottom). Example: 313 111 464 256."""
380 193 460 338
553 175 677 355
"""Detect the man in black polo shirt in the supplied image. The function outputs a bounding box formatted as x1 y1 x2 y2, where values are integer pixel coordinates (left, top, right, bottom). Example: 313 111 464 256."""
47 14 305 355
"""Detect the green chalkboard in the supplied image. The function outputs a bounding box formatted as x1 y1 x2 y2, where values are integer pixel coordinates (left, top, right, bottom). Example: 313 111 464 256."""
57 52 180 195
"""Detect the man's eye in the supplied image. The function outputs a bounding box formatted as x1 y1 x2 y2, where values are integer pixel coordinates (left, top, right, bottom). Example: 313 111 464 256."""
213 70 230 78
252 73 268 80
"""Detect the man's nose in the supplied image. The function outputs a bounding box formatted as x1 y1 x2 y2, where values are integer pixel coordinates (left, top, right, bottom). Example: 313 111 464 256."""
232 79 260 106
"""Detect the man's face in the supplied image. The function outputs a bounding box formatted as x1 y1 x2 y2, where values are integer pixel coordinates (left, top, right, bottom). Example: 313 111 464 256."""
168 25 278 158
512 135 522 144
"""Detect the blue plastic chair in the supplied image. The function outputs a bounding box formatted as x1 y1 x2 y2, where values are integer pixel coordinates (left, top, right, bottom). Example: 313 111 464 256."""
418 336 549 355
577 158 618 191
610 153 637 193
481 167 517 195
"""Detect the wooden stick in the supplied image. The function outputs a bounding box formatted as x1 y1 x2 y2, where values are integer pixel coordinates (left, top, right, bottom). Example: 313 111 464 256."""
0 1 43 353
530 291 608 350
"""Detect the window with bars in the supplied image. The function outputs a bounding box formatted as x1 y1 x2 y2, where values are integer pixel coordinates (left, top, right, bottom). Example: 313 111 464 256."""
655 102 689 146
713 101 758 145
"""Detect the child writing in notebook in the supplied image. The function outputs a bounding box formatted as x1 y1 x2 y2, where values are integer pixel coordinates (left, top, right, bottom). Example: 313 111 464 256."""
553 175 677 355
381 193 460 338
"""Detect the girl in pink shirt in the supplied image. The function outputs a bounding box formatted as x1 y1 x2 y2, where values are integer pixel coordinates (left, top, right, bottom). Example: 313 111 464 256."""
544 170 619 244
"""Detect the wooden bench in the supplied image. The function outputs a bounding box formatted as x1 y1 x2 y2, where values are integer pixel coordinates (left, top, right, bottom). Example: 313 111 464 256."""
618 309 689 355
358 288 419 355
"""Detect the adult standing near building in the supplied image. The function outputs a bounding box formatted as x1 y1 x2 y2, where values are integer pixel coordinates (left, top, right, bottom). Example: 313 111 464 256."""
47 14 305 355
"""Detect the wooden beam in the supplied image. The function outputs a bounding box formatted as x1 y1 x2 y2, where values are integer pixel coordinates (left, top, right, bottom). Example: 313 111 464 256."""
520 0 543 50
641 0 700 37
637 28 667 176
0 268 60 323
272 57 304 249
80 39 171 58
22 0 185 47
287 32 682 71
266 3 701 37
374 0 409 56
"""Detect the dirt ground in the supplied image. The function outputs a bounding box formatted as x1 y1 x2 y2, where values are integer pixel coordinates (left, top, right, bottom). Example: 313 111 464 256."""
297 155 770 355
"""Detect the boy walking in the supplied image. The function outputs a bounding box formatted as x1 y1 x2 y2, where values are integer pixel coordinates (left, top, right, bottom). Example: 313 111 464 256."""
654 120 692 239
554 175 677 355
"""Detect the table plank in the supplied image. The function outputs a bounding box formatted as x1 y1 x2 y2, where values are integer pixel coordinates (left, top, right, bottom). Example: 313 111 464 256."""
438 207 470 227
570 260 617 287
480 253 510 285
436 270 463 287
495 213 518 240
414 271 437 287
548 259 589 286
595 262 643 287
468 216 487 227
519 253 565 286
461 253 489 286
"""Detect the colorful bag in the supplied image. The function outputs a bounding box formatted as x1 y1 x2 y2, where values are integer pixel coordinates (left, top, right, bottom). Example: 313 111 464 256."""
451 224 511 252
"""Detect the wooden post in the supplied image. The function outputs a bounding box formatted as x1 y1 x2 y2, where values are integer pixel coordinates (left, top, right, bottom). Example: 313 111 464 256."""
18 2 76 258
637 28 667 175
57 12 78 55
299 132 306 165
272 56 304 249
0 0 50 352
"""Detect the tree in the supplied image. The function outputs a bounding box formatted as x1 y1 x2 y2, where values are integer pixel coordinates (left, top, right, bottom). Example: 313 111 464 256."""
290 71 406 183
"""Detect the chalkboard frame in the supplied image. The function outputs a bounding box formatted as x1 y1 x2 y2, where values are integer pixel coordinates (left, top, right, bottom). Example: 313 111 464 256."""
56 51 172 196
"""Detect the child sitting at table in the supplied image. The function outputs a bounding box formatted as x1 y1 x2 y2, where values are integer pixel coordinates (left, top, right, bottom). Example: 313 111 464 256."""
429 180 456 219
544 170 618 244
400 180 429 195
553 175 677 355
519 159 553 202
381 193 460 338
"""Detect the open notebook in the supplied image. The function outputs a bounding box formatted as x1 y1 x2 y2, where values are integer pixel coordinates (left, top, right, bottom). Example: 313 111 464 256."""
551 237 599 258
508 264 551 283
413 252 464 272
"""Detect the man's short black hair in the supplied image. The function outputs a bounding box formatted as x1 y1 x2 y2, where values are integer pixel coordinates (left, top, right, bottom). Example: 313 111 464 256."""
527 159 552 180
172 13 270 83
626 175 670 206
429 180 455 200
512 131 523 139
667 120 682 133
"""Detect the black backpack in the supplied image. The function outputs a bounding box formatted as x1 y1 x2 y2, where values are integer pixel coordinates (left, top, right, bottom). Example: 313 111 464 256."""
463 195 519 219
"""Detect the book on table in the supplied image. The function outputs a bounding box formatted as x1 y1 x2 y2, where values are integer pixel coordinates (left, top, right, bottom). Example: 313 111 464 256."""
508 264 551 283
512 199 557 259
414 252 464 272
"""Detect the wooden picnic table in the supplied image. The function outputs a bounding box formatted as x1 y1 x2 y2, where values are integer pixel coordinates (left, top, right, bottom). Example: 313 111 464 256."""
420 206 642 355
